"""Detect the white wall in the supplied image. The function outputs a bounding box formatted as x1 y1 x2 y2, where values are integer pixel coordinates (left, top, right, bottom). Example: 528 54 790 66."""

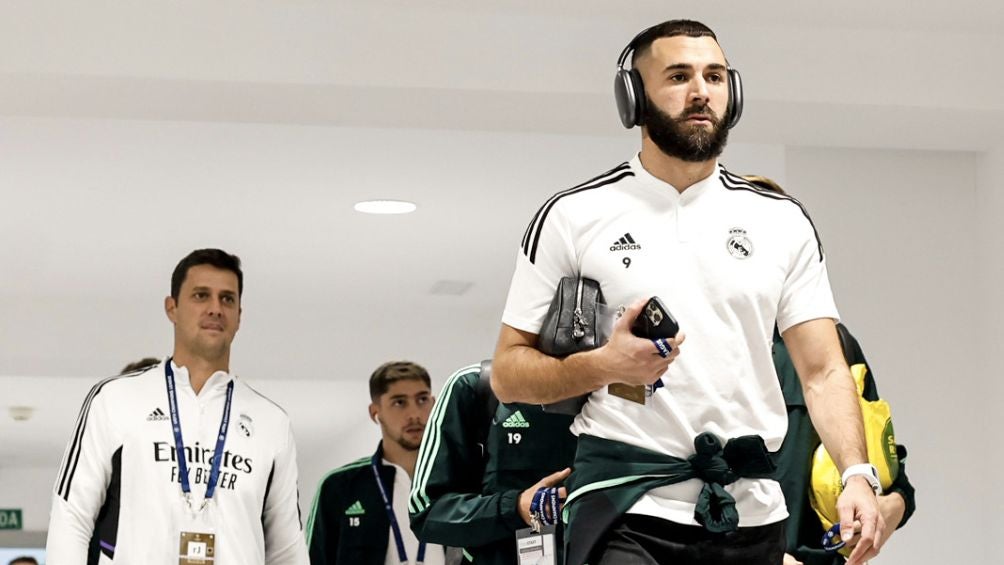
976 146 1004 560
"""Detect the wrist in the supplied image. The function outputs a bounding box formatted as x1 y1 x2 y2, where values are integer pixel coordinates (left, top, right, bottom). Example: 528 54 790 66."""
506 489 531 530
842 463 882 495
880 491 907 528
569 348 612 390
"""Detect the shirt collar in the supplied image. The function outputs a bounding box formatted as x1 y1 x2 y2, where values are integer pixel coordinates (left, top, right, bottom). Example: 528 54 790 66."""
169 359 235 392
628 153 720 204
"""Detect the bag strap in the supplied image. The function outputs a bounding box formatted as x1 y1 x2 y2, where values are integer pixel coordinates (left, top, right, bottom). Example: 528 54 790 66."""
835 323 880 400
835 323 856 366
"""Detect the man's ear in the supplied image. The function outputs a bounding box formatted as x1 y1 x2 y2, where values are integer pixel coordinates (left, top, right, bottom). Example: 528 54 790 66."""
164 296 178 323
369 403 379 424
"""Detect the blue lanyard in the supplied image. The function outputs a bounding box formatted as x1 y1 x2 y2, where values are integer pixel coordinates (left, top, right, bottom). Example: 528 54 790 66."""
165 359 235 508
371 455 426 565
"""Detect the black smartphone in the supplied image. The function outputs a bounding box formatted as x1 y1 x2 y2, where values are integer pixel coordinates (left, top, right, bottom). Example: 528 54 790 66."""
631 296 680 340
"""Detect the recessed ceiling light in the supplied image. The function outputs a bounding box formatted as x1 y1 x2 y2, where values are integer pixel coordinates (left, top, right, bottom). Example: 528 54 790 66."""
353 200 417 215
9 406 35 422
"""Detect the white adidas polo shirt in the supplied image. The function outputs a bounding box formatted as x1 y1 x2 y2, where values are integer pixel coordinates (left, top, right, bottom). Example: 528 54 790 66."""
502 154 838 527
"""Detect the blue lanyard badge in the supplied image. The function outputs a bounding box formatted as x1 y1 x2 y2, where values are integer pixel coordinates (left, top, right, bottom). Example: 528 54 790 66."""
371 455 426 565
165 359 235 511
821 522 847 552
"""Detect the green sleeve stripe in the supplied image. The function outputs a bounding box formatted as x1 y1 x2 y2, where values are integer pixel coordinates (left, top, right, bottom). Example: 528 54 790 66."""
409 364 479 512
408 364 481 513
305 456 370 543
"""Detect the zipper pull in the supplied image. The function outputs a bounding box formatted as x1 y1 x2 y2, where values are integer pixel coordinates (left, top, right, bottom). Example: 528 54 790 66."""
573 277 586 339
572 308 586 339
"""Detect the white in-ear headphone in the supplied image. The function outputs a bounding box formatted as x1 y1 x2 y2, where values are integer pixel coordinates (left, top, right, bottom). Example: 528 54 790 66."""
375 414 382 424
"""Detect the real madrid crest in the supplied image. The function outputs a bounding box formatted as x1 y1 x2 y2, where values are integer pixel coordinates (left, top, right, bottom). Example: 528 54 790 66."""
238 413 254 438
726 227 753 259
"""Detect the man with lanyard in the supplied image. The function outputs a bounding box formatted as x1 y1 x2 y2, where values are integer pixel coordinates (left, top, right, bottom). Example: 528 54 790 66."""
492 20 886 565
47 248 309 564
306 361 446 565
409 361 576 565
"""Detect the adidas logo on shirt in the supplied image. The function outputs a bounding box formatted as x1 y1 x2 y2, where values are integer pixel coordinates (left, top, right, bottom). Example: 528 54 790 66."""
610 232 642 252
147 408 169 422
345 501 366 516
501 411 531 429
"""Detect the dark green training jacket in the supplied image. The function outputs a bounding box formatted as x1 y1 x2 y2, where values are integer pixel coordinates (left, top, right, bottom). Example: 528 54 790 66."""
305 444 397 565
409 364 577 565
773 324 917 565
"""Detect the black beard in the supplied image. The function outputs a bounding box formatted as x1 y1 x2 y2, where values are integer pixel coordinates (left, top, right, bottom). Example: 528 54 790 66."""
644 97 729 163
394 433 422 452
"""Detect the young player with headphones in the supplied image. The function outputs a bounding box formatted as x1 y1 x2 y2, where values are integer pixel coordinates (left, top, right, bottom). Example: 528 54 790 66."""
306 362 449 565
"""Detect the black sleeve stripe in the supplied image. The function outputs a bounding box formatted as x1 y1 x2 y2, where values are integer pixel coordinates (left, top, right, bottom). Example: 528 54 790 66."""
90 446 123 562
261 461 276 529
521 163 632 257
718 166 825 262
520 208 539 253
58 371 143 500
520 164 631 252
529 170 634 264
526 166 635 265
57 375 115 498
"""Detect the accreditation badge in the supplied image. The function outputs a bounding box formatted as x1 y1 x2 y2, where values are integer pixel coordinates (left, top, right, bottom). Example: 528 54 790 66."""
608 383 647 404
178 501 217 564
178 531 215 565
515 525 556 565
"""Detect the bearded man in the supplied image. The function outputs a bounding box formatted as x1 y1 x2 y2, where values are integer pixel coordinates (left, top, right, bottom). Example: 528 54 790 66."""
492 19 885 565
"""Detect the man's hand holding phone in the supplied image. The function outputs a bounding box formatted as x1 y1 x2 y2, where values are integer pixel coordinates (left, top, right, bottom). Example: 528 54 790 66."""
585 298 685 397
631 296 680 357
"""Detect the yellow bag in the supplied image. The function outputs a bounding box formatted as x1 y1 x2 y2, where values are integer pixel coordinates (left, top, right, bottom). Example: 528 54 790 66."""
809 363 899 555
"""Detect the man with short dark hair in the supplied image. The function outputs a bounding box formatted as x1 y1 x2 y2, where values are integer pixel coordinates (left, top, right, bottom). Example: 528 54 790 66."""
8 556 39 565
493 19 885 565
47 248 309 565
306 361 446 565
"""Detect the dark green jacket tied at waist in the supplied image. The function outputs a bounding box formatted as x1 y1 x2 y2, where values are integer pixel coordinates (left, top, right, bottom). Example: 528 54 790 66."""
561 433 778 565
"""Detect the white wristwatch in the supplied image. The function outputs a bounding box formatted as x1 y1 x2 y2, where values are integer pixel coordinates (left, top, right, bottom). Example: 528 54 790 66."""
841 463 882 495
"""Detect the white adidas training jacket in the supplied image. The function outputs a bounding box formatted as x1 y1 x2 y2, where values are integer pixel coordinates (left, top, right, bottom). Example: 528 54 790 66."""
46 360 309 565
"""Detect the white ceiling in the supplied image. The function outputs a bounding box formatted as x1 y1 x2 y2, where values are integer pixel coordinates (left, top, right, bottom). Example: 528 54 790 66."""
1 1 1002 476
1 1 1002 148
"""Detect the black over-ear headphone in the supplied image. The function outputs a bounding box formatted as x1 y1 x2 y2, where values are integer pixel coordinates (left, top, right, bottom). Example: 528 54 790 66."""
614 27 744 130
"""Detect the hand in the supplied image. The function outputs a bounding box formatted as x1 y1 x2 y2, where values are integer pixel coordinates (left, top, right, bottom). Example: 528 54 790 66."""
837 477 886 565
782 554 803 565
518 468 571 526
589 298 685 388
